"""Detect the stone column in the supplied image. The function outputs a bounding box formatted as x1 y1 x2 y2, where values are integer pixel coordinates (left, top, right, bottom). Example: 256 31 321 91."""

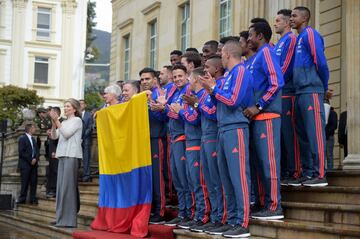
60 0 77 99
342 0 360 170
10 0 27 86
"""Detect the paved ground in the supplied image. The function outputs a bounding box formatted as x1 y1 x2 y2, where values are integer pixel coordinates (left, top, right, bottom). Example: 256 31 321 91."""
0 221 48 239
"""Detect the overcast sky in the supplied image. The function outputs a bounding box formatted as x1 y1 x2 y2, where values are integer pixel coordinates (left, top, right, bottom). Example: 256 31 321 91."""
93 0 112 32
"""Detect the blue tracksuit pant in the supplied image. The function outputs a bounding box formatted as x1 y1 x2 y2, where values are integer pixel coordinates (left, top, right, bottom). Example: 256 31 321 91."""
295 93 326 179
170 137 193 218
200 135 225 223
281 96 302 179
217 128 250 228
185 139 210 222
151 138 166 216
252 117 282 211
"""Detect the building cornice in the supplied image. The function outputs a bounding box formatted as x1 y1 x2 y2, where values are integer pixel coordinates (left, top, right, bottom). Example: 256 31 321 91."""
117 18 133 30
25 41 62 50
0 39 12 45
12 0 28 8
141 1 161 15
61 0 77 14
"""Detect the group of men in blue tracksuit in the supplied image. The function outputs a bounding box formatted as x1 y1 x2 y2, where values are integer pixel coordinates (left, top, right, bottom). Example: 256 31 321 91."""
137 6 329 238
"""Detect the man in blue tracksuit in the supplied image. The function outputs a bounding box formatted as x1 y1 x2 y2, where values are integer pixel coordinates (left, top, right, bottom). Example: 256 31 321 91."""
289 6 329 187
139 68 167 224
171 78 210 229
201 40 253 238
161 64 193 226
274 9 302 184
245 22 284 220
187 57 227 233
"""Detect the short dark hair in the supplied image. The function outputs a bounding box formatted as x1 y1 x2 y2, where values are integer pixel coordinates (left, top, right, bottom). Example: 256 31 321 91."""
163 65 173 71
204 40 219 50
191 67 205 77
124 80 140 93
182 52 202 68
294 6 311 21
52 106 61 115
239 30 249 40
207 55 222 60
25 123 34 133
172 64 187 73
219 36 240 44
277 9 292 17
185 47 199 53
250 17 270 26
250 22 272 43
139 67 156 77
170 50 182 56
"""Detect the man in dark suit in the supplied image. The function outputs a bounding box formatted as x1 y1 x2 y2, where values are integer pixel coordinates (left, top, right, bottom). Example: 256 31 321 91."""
17 123 39 204
80 100 93 182
338 111 347 158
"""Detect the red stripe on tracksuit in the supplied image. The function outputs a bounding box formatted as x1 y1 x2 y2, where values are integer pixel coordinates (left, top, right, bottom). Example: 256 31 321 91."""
281 34 297 75
237 129 249 228
215 66 244 105
307 28 318 70
191 192 195 219
221 186 227 224
265 120 278 211
256 172 265 206
291 97 302 178
262 48 279 102
313 94 325 178
166 135 174 197
158 138 166 216
199 162 210 223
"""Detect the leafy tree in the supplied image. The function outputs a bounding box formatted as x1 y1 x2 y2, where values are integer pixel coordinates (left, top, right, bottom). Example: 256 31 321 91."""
0 85 44 129
86 0 100 62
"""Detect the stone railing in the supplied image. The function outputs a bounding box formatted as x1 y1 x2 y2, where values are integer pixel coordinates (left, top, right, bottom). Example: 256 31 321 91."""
0 127 99 200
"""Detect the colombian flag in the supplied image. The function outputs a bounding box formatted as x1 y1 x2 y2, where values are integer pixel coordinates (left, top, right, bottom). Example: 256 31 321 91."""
91 92 152 237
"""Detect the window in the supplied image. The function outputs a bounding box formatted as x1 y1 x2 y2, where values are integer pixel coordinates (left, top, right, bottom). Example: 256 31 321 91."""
219 0 232 38
180 3 190 52
149 20 157 69
34 57 49 84
123 35 130 80
37 7 51 39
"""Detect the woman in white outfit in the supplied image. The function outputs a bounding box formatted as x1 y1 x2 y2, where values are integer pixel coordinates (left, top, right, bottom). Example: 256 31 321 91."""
49 98 83 228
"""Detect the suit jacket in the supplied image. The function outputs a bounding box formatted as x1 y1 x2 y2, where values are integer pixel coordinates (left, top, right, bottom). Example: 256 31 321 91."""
82 111 94 145
338 111 347 145
18 134 39 169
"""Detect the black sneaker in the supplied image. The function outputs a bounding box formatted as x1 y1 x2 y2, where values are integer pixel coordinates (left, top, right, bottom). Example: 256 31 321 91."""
281 178 290 186
251 207 284 220
177 219 199 229
202 222 224 233
164 217 183 226
302 177 328 187
149 215 166 224
222 225 251 238
287 176 312 187
190 221 213 232
207 223 233 235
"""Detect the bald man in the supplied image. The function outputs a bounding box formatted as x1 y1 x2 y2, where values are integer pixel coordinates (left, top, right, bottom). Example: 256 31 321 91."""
201 40 253 238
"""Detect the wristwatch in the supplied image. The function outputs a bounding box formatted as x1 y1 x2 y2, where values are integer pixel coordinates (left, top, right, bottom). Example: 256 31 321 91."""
255 103 263 111
193 102 199 109
209 85 216 94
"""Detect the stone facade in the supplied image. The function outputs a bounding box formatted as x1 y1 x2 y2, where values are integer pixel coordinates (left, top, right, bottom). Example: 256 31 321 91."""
110 0 359 168
0 0 87 107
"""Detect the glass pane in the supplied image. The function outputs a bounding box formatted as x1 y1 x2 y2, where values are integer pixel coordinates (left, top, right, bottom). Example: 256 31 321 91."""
37 13 50 28
35 57 48 62
34 62 48 84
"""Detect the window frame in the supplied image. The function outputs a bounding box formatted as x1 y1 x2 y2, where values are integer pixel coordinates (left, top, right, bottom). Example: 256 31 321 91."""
219 0 232 38
36 7 51 41
149 20 157 69
180 2 190 52
34 56 49 84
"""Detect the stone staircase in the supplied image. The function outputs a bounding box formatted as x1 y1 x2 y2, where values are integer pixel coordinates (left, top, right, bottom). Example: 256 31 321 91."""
0 171 359 239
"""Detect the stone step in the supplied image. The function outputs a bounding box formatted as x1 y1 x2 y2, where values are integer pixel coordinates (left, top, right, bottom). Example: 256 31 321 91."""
282 201 360 226
0 221 50 239
0 210 85 239
37 197 98 217
79 190 98 203
326 170 360 187
16 203 94 226
174 219 360 239
78 182 99 192
282 186 360 205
